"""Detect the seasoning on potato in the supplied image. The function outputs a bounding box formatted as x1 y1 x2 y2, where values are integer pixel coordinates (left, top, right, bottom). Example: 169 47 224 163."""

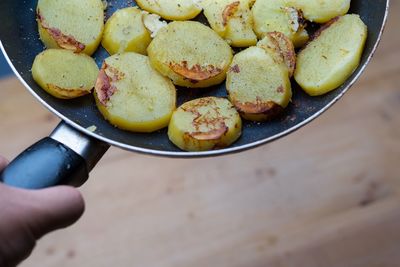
102 7 152 55
147 21 233 88
257 31 296 77
32 49 99 99
36 0 104 56
294 14 368 96
94 52 176 133
226 47 292 121
168 97 242 152
136 0 202 21
202 0 257 47
287 0 351 23
252 0 309 47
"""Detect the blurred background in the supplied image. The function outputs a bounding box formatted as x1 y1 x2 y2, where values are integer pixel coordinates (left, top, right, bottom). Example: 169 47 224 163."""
1 2 399 267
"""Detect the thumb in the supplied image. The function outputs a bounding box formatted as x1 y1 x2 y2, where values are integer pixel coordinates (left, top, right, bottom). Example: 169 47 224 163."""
21 186 85 239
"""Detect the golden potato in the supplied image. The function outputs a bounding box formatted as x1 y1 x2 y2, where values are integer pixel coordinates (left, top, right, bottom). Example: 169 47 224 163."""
102 7 151 55
202 0 257 47
226 47 292 121
147 21 233 88
168 97 242 151
252 0 309 48
37 0 104 56
136 0 202 21
294 15 368 96
94 52 176 133
32 49 99 99
257 32 296 77
287 0 351 23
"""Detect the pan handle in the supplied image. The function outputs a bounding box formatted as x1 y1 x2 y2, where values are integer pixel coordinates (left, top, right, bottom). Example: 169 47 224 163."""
0 121 110 189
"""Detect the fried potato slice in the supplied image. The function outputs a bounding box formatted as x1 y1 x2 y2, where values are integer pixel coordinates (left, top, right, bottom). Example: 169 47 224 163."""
147 21 233 88
252 0 309 48
287 0 351 23
94 53 176 133
102 7 152 55
257 32 296 77
37 0 104 56
136 0 202 21
202 0 257 47
32 49 99 99
168 97 242 151
226 47 292 121
294 15 368 96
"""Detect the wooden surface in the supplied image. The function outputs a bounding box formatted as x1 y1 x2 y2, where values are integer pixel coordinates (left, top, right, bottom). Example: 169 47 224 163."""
0 3 399 267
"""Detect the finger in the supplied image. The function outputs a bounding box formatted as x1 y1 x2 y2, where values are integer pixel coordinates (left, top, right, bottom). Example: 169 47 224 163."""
18 186 85 239
0 155 8 171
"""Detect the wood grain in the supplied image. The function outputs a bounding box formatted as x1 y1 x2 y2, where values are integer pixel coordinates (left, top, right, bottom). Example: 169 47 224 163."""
0 2 398 266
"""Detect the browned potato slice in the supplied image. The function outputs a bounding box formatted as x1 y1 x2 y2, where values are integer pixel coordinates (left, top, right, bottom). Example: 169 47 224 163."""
136 0 202 21
252 0 309 48
37 0 104 56
294 15 368 96
168 97 242 151
94 53 176 133
32 49 99 99
102 7 152 55
226 47 292 121
202 0 257 47
257 32 296 77
147 21 233 88
287 0 351 23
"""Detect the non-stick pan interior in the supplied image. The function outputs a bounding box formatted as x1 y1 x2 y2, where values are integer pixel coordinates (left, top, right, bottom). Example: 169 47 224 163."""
0 0 388 156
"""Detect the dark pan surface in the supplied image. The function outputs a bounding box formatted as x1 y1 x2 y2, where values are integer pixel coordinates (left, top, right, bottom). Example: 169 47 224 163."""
0 0 389 157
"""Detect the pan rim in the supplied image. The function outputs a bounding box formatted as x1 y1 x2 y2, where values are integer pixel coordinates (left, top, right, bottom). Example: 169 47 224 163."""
0 0 390 158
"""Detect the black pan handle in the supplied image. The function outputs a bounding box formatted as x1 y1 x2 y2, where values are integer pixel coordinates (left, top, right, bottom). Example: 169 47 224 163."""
0 121 110 189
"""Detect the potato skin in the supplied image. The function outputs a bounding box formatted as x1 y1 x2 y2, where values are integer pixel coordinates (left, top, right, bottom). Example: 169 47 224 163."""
136 0 202 21
294 15 368 96
37 0 104 56
102 7 152 55
94 52 176 133
168 97 242 151
147 21 233 88
226 47 292 121
32 49 99 99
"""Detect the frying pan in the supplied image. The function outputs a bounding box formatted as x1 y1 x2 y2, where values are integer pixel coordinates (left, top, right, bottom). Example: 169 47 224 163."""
0 0 389 189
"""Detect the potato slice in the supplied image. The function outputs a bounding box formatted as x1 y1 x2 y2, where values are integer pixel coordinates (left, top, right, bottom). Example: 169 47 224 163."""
202 0 257 47
226 47 292 121
294 15 368 96
257 32 296 77
252 0 309 48
32 49 99 99
136 0 202 21
102 7 151 55
287 0 351 23
37 0 104 56
168 97 242 151
94 52 176 133
147 21 233 88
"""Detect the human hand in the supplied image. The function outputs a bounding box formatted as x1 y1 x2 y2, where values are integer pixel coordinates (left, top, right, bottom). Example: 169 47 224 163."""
0 155 85 267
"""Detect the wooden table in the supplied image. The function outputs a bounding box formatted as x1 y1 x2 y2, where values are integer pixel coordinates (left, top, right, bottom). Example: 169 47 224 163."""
0 3 399 266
